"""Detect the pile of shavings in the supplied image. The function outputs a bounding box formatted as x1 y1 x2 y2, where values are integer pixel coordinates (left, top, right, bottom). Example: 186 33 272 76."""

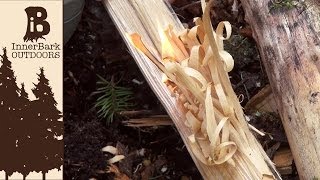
128 0 274 178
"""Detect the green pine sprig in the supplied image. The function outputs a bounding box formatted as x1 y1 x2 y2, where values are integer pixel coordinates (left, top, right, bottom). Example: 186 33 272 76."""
92 75 134 125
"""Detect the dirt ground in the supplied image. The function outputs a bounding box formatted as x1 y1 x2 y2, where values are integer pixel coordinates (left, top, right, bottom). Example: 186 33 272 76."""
63 0 297 179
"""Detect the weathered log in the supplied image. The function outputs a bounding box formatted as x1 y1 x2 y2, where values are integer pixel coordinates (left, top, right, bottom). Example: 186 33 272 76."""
240 0 320 179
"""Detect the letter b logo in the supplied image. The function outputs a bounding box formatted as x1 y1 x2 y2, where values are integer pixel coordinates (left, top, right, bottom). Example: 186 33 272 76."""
24 7 50 42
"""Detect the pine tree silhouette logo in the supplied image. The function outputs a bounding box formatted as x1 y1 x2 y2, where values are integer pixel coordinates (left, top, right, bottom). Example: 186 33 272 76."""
24 7 50 42
0 47 63 180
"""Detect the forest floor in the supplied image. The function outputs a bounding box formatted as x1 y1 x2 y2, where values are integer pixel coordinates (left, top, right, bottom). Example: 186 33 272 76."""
63 0 298 179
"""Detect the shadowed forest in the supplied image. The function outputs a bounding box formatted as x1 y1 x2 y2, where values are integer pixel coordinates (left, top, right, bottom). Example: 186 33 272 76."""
0 48 63 180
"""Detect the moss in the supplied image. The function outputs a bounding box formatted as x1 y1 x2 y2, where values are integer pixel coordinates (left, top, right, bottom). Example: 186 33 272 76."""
268 0 301 13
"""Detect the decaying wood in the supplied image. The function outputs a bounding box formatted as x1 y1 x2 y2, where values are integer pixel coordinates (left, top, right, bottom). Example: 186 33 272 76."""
103 0 280 179
273 147 293 175
240 0 320 179
245 85 277 113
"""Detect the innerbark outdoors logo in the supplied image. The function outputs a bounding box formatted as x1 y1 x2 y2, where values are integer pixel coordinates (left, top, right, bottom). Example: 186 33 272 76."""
24 7 50 42
0 1 62 179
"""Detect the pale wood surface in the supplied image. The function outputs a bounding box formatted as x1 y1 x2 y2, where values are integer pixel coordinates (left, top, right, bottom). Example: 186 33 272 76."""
103 0 280 179
240 0 320 179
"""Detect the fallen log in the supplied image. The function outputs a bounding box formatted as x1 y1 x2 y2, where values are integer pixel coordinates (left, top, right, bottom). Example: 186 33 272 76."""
239 0 320 179
103 0 280 179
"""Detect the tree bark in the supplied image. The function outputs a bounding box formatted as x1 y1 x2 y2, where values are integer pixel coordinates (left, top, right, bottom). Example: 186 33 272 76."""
5 173 8 180
240 0 320 179
42 172 46 180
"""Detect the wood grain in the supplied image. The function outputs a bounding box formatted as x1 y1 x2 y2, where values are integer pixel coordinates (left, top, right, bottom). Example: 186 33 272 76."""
240 0 320 179
103 0 280 179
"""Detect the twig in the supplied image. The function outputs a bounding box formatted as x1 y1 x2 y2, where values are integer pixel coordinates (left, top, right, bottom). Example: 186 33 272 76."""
119 110 155 117
240 71 250 101
123 116 173 127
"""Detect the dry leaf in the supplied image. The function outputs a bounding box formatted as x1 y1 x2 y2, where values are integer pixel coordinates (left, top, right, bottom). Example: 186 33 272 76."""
107 164 130 180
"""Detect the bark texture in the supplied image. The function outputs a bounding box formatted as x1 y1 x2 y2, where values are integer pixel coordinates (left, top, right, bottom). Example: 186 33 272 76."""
240 0 320 179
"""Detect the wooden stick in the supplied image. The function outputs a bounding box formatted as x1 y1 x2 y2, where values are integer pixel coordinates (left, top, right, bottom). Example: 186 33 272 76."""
103 0 280 179
239 0 320 179
119 110 155 117
123 116 173 127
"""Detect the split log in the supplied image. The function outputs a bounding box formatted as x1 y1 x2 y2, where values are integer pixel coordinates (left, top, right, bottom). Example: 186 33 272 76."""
103 0 280 179
239 0 320 179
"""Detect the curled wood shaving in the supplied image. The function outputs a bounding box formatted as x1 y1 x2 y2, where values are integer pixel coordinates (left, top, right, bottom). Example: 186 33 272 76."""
130 2 236 165
102 145 125 164
108 155 125 164
102 145 118 155
128 0 275 178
